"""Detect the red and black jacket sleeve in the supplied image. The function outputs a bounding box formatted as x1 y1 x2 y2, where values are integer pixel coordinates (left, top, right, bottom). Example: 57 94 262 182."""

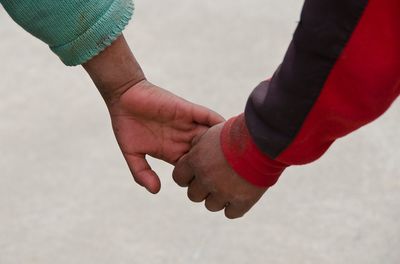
221 0 400 187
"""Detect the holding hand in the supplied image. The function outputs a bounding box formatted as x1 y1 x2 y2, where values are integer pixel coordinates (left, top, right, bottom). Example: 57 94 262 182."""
173 123 268 219
84 35 224 194
108 80 224 194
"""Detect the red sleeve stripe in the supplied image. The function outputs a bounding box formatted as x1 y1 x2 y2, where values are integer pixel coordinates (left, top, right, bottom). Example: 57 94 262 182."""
220 114 288 187
220 0 399 187
277 0 400 165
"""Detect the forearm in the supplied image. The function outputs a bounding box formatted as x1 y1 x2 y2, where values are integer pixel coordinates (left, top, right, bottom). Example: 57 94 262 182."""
1 0 134 66
1 0 141 104
221 0 400 187
82 35 145 106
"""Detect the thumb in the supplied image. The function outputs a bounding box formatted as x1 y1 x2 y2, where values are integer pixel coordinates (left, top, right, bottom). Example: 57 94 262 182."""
124 153 161 194
192 104 225 127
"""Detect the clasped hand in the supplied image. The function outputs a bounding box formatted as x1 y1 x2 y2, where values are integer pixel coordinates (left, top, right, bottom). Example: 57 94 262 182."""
85 36 265 219
109 80 267 219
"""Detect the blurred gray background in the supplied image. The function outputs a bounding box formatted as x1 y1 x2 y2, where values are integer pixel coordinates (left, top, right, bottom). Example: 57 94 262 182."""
0 0 399 263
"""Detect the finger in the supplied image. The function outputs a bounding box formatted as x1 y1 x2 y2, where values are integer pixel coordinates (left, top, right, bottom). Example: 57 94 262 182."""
204 194 228 212
224 202 251 219
172 154 194 187
124 154 161 194
187 178 209 203
192 104 225 127
190 125 209 147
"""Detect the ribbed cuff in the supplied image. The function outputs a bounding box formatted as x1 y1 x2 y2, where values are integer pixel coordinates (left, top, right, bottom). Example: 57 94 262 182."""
51 0 134 66
220 114 289 187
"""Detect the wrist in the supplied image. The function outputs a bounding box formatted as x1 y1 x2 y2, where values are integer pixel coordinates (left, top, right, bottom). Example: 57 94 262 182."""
220 114 289 187
83 34 145 106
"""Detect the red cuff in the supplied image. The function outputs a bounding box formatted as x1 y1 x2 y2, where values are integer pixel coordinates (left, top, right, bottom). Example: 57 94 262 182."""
220 114 289 188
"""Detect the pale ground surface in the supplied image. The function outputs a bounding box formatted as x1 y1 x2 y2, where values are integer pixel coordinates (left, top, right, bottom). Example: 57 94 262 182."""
0 1 399 263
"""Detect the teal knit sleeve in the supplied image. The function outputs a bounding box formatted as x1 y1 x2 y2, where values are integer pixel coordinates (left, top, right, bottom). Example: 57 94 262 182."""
1 0 134 66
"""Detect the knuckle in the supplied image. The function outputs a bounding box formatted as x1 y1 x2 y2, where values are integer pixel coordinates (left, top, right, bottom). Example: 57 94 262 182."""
225 212 240 220
224 208 245 220
172 172 191 188
172 173 184 186
226 214 243 220
187 190 202 203
205 202 222 212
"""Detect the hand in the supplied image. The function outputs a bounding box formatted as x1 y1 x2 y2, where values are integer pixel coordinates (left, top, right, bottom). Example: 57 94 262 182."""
83 35 224 193
108 80 224 194
172 123 268 219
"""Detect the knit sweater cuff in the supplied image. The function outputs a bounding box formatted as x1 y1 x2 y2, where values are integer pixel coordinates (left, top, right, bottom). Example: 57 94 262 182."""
220 114 289 188
51 0 134 66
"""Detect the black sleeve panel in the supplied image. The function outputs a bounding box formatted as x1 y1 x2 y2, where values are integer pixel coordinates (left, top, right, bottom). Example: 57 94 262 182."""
245 0 369 158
